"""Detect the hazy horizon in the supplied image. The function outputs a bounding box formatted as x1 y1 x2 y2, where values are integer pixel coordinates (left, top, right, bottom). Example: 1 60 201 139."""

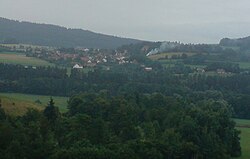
1 0 250 43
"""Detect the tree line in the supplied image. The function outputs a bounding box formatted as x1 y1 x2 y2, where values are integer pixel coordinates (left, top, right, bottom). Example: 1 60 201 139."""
1 63 250 119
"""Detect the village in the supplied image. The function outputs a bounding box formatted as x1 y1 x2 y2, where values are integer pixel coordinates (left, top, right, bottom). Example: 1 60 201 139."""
1 44 129 66
0 44 154 71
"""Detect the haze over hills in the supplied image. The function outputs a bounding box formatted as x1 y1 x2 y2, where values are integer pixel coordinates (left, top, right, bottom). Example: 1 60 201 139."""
220 36 250 51
0 17 142 49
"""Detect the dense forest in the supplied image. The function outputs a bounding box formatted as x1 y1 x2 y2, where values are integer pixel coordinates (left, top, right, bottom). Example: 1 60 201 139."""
1 62 250 120
0 17 141 49
0 92 241 159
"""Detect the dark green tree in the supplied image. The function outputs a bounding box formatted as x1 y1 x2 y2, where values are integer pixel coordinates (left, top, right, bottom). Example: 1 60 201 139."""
0 99 6 120
43 97 60 123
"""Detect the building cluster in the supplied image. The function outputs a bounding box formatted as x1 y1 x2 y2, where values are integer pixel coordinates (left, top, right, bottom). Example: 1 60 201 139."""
1 44 135 68
0 44 154 72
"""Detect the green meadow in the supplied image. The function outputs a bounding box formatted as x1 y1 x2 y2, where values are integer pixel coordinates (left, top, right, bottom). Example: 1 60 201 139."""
234 119 250 159
0 93 69 114
0 52 55 67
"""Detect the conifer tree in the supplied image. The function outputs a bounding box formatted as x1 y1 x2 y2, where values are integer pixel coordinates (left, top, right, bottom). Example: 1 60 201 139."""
43 97 60 123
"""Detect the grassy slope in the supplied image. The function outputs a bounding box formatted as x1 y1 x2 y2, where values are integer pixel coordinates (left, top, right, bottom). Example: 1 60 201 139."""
0 96 43 116
0 93 69 115
0 52 55 66
234 119 250 159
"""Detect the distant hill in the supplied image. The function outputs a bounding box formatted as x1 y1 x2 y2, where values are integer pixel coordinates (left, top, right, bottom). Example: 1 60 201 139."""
0 17 142 49
220 36 250 51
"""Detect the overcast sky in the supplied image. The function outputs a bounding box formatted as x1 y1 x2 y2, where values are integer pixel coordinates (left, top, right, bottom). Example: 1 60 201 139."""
1 0 250 43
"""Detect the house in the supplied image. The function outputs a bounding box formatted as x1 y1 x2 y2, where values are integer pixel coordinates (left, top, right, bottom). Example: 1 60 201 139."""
145 67 153 71
217 69 226 74
83 48 89 52
196 68 205 73
102 59 107 63
81 57 89 62
73 64 83 69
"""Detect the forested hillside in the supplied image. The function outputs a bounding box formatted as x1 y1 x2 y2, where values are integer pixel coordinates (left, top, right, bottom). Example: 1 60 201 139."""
0 93 241 159
1 18 250 158
0 17 141 49
220 36 250 51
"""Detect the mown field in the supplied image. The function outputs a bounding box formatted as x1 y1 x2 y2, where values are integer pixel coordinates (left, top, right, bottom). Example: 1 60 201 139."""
0 93 69 115
234 119 250 159
0 52 55 67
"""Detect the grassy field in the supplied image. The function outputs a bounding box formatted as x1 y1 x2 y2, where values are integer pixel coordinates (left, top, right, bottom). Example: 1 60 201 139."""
0 95 44 116
0 96 44 116
237 62 250 69
185 64 206 69
204 60 250 70
0 93 69 115
149 52 250 71
234 119 250 159
235 119 250 127
0 52 55 67
158 59 207 70
148 52 197 60
158 59 181 68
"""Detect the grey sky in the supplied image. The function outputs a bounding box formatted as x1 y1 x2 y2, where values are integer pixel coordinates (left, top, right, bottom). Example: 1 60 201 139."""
1 0 250 43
